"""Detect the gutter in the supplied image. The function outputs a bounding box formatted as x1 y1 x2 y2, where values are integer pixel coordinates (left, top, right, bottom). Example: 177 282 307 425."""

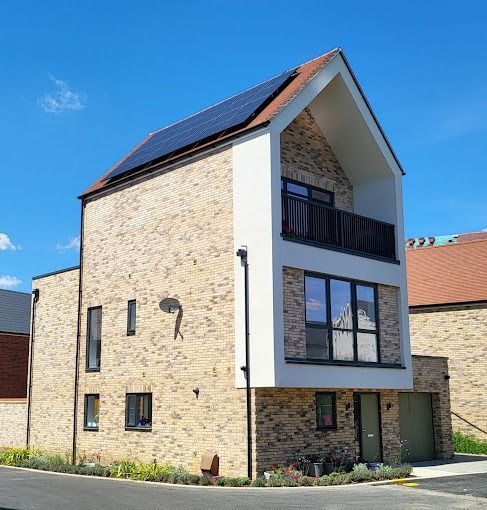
25 288 39 447
72 200 85 464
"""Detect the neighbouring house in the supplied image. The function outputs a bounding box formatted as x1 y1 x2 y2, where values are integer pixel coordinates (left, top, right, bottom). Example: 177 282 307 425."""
26 48 453 477
0 289 31 447
407 231 487 440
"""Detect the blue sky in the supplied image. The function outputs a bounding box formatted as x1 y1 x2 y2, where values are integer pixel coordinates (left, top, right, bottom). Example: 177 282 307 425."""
1 1 486 292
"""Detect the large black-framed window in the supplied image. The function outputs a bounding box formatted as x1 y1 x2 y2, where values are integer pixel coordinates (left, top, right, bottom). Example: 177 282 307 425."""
125 393 152 430
305 273 379 363
316 392 337 430
127 300 136 335
86 306 102 370
84 394 99 430
281 177 335 207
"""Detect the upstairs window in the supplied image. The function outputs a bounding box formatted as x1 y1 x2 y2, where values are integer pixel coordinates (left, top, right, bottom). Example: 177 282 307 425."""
84 394 99 430
305 273 379 363
281 178 334 207
127 300 136 335
86 307 102 370
126 393 152 430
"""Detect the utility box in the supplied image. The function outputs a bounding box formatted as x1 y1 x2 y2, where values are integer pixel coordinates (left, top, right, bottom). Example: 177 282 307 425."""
200 451 219 476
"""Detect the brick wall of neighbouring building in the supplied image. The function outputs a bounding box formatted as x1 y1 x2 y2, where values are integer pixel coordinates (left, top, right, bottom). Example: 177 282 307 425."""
0 333 29 398
410 305 487 439
283 267 402 364
280 108 354 212
0 400 27 447
253 355 452 474
28 268 79 454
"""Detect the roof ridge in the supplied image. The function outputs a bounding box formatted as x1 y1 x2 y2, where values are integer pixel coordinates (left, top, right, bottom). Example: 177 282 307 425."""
407 236 487 252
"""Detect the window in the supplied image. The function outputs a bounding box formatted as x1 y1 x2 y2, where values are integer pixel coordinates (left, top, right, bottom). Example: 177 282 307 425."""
127 300 136 335
86 307 102 370
305 273 379 363
125 393 152 430
281 178 334 207
316 392 336 429
84 394 99 430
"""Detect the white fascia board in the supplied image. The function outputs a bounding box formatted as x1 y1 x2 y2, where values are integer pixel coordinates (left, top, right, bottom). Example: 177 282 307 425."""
269 53 403 179
233 130 278 388
275 362 413 390
281 240 402 287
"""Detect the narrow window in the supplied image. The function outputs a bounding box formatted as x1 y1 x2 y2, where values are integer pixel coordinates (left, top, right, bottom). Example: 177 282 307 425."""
305 276 329 359
125 393 152 430
316 392 337 429
356 285 379 362
330 279 354 361
87 307 102 370
127 300 136 335
84 394 99 430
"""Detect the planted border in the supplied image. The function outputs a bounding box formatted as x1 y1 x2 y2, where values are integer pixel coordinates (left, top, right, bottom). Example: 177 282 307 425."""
0 448 412 487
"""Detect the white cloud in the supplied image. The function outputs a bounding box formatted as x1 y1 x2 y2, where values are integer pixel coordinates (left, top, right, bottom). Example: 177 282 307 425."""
0 275 22 289
56 235 80 252
37 74 86 114
0 233 20 251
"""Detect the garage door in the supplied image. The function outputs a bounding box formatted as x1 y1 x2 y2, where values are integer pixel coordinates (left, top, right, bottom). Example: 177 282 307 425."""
399 393 435 462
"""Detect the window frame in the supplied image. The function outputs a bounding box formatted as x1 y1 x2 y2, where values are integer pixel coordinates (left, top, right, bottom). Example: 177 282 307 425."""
315 392 337 430
281 177 335 207
125 393 152 431
83 394 100 431
86 306 102 371
127 300 136 336
304 272 380 364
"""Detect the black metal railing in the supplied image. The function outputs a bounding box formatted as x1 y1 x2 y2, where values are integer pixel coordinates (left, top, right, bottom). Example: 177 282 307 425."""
281 194 396 261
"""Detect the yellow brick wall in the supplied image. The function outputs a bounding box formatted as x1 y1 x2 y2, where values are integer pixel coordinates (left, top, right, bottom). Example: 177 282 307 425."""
410 306 487 439
280 108 353 211
76 147 249 476
0 400 27 447
29 268 79 455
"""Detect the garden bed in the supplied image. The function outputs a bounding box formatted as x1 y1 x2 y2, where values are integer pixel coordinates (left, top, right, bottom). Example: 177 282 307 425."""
0 448 412 488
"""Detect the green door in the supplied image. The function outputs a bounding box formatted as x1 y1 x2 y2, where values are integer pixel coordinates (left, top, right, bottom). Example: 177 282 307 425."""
359 393 382 462
399 393 435 462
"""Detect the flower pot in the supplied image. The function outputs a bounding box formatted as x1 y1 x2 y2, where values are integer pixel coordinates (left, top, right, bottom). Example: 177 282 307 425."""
323 462 334 475
309 462 324 477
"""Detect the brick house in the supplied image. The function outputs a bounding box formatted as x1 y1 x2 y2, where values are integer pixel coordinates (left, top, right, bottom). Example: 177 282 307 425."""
25 49 453 477
407 232 487 440
0 289 31 447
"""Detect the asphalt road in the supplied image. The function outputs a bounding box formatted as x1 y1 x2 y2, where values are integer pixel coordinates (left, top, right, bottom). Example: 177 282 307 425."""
0 467 485 510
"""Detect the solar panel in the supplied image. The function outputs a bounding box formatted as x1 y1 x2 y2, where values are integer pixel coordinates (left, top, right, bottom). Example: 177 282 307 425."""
105 68 296 180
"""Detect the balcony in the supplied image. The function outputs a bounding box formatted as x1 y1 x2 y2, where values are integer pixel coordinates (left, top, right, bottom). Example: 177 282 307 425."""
281 194 397 262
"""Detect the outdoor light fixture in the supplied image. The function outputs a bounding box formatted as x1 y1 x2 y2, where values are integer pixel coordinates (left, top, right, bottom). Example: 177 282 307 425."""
345 403 351 411
193 388 200 399
386 403 392 410
159 297 181 314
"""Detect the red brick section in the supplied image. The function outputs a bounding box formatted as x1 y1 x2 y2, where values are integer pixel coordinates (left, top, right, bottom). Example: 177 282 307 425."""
406 238 487 307
80 49 341 197
0 333 29 398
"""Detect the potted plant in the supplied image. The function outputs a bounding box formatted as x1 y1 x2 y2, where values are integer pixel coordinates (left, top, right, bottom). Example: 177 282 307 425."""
307 454 323 478
323 454 341 474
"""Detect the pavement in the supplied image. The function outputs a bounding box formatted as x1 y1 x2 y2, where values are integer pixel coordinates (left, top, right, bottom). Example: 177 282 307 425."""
411 453 487 479
0 466 486 510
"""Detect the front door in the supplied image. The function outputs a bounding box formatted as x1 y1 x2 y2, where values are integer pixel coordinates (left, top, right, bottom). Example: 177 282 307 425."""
355 393 382 462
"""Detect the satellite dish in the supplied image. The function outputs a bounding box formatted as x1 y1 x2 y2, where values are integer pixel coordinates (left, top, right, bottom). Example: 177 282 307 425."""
159 297 181 314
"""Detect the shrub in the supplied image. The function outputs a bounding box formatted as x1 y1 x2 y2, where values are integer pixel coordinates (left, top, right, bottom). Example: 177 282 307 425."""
267 474 286 487
346 463 372 483
453 431 487 455
0 447 40 466
327 471 347 485
298 476 315 486
199 475 212 486
315 475 331 486
251 478 267 487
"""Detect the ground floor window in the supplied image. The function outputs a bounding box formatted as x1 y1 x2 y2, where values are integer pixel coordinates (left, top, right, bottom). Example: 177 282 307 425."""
125 393 152 430
84 394 99 430
316 392 337 429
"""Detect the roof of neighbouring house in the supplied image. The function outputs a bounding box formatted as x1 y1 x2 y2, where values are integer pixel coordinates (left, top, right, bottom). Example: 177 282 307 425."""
406 232 487 307
0 289 31 335
81 48 404 198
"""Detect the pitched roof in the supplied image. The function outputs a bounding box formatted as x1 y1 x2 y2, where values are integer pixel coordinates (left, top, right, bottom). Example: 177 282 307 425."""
81 49 342 197
406 237 487 307
0 289 31 335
